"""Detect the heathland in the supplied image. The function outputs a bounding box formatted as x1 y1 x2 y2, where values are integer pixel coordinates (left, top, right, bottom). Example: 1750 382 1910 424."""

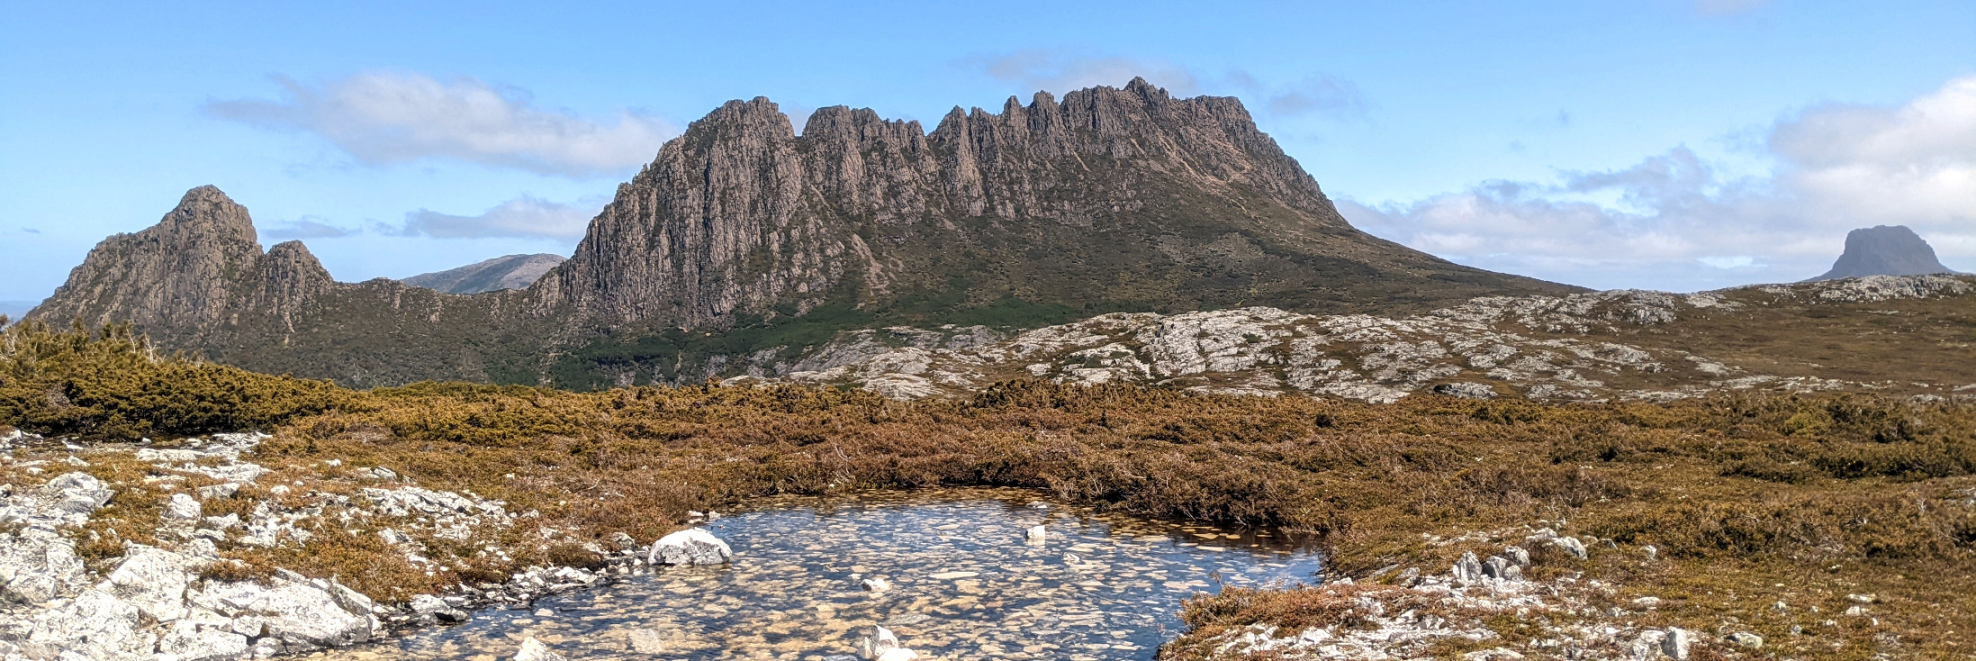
3 321 1971 659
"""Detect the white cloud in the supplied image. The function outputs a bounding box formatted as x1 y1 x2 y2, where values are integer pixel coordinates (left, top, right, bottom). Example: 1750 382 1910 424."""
1346 75 1976 291
207 72 675 177
264 216 358 240
400 196 603 239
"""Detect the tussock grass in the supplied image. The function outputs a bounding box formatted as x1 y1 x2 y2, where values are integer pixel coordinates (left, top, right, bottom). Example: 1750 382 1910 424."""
4 323 1974 658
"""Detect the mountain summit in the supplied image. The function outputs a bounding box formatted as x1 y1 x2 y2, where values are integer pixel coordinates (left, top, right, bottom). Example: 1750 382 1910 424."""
1808 225 1961 281
30 80 1575 388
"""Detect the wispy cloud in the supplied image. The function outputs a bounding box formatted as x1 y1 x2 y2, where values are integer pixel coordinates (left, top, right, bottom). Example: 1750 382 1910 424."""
962 49 1366 120
264 216 358 240
399 196 604 239
206 71 675 178
1344 75 1976 291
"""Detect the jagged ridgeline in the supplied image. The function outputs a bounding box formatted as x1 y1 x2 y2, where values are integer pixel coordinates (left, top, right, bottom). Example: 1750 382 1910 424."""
30 79 1573 388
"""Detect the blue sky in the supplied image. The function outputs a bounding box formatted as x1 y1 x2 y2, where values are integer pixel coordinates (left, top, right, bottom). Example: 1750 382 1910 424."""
2 0 1973 304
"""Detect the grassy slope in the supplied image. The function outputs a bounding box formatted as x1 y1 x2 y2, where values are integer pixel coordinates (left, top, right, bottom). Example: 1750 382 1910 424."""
2 323 1971 659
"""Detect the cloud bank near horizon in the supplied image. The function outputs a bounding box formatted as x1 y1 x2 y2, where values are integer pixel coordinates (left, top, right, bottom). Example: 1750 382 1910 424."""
206 72 675 178
1343 75 1976 291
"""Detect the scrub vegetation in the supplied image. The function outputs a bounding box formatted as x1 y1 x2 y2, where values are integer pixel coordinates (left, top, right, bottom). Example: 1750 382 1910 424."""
3 321 1973 659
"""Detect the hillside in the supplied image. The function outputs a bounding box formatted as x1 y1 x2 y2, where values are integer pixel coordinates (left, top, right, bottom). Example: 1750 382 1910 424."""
402 254 565 294
28 80 1573 388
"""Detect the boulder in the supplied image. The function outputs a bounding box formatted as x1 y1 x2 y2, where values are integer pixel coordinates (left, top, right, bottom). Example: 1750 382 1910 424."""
1432 382 1499 400
24 588 155 661
98 544 200 622
861 577 891 592
514 636 566 661
166 493 203 522
1661 627 1692 660
196 483 240 500
1024 525 1047 544
157 620 251 661
0 526 88 604
204 580 373 651
41 472 112 517
1727 631 1763 648
859 625 902 660
1551 536 1588 559
1481 555 1521 581
1451 551 1485 584
647 528 733 566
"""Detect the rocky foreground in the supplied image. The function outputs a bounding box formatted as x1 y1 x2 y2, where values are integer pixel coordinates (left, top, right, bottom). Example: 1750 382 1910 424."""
726 274 1976 402
0 429 736 661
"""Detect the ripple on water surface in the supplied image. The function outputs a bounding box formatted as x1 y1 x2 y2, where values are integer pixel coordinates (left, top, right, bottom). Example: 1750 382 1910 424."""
330 488 1323 660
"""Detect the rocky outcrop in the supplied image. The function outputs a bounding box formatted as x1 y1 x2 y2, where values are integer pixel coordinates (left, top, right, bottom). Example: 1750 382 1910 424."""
29 80 1571 388
1808 225 1962 281
731 274 1976 403
402 254 566 294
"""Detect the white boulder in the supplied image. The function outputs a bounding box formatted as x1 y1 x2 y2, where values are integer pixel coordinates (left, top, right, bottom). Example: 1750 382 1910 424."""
98 544 200 622
157 620 251 661
0 526 88 604
24 588 155 661
647 528 733 566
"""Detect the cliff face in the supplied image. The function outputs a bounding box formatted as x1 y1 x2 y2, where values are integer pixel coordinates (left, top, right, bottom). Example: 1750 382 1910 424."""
538 78 1560 334
30 80 1577 388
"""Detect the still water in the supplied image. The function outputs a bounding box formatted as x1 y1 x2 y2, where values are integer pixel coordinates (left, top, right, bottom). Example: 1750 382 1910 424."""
321 488 1323 661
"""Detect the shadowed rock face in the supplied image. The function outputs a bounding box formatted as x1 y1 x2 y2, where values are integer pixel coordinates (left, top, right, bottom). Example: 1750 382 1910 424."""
402 254 567 295
28 80 1576 388
1808 225 1961 281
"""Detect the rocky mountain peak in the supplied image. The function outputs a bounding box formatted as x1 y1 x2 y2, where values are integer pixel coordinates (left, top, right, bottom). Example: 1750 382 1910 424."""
36 84 1575 388
1808 225 1961 281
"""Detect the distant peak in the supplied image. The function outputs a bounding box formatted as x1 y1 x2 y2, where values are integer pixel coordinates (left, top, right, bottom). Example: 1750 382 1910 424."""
1809 225 1961 281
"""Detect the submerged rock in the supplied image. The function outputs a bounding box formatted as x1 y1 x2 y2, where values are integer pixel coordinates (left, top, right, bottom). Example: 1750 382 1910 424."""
647 528 733 566
625 627 666 653
514 636 566 661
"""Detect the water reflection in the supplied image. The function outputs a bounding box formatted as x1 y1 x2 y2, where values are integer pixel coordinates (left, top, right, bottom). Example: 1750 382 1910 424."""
322 488 1322 660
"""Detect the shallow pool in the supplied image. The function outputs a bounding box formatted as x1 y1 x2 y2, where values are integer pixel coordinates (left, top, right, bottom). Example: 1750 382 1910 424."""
323 488 1323 660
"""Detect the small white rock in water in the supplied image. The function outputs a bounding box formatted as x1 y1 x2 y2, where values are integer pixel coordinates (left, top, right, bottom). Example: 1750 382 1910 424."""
626 627 666 653
648 527 734 566
534 608 554 617
1063 553 1082 565
1026 501 1049 510
1024 525 1046 544
861 577 891 592
514 636 566 661
859 625 905 660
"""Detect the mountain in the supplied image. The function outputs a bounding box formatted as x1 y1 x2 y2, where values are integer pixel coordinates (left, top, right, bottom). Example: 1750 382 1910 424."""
1808 225 1961 281
29 79 1577 388
403 254 566 294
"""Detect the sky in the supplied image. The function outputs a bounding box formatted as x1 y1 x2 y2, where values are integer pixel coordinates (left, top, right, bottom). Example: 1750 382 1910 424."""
1 0 1972 304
